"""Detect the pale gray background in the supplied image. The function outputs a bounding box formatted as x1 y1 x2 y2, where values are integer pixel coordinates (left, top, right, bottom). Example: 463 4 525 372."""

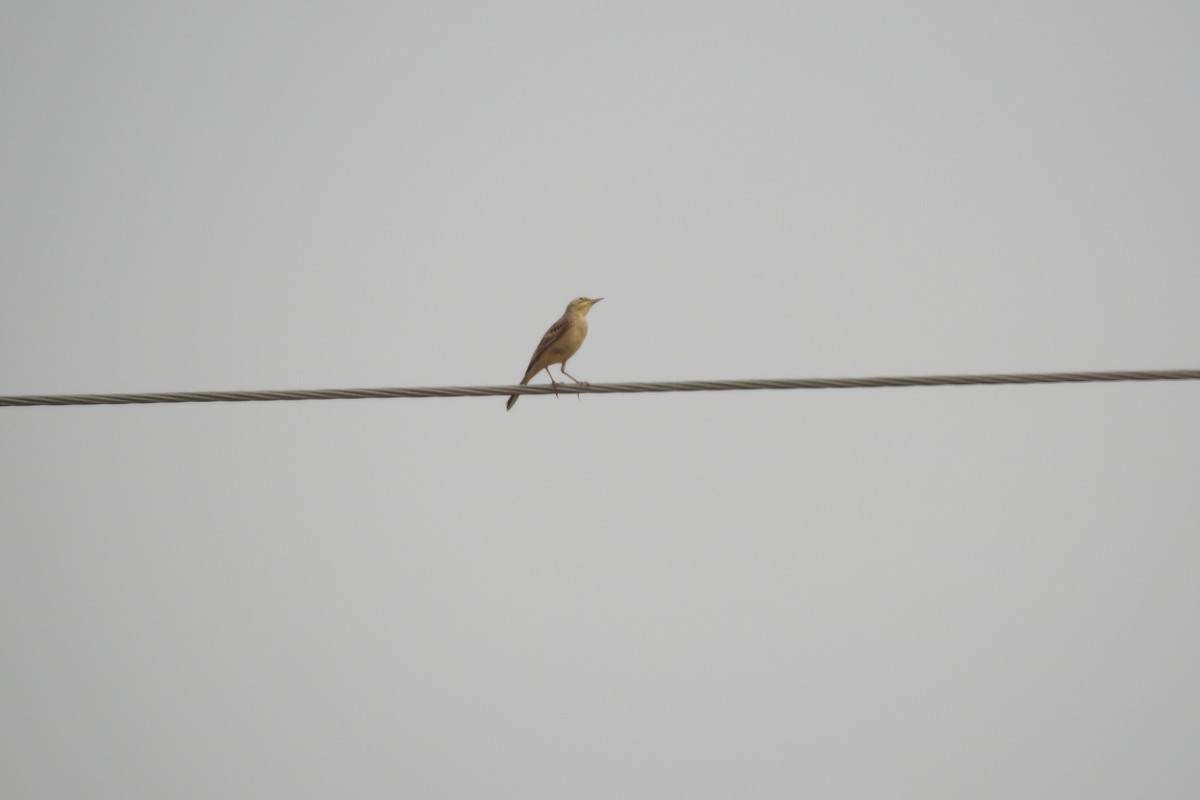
2 2 1199 797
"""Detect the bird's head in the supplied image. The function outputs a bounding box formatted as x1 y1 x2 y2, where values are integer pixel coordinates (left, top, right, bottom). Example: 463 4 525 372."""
568 297 602 315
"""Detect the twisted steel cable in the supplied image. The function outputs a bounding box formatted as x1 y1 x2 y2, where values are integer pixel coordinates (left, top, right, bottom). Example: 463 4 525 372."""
1 369 1197 408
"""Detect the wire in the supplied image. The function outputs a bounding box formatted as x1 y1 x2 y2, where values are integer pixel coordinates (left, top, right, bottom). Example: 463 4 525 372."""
1 369 1197 408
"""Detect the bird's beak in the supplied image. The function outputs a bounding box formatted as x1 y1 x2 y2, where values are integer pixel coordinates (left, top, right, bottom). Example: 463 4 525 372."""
590 297 603 305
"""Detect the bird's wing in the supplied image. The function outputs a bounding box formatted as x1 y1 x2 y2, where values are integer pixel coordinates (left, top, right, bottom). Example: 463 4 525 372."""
523 314 570 375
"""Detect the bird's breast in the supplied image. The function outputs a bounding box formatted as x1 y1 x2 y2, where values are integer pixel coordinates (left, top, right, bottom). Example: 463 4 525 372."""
551 319 587 357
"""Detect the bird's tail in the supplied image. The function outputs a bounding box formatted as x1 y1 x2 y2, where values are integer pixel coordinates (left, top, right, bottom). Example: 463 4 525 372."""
505 374 532 411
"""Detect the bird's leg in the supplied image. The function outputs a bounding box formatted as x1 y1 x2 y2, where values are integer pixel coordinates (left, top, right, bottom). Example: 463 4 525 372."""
560 366 588 386
542 367 560 397
560 365 587 401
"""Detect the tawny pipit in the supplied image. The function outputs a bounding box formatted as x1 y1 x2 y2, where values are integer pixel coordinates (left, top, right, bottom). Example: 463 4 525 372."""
506 297 602 410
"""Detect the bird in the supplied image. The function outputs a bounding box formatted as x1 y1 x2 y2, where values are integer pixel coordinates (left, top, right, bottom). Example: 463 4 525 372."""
506 297 602 410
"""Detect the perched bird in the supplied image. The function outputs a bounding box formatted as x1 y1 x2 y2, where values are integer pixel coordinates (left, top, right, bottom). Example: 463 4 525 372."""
506 297 602 410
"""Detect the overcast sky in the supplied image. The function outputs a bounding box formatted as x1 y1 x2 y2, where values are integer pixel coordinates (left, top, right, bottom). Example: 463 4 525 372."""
3 2 1199 797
